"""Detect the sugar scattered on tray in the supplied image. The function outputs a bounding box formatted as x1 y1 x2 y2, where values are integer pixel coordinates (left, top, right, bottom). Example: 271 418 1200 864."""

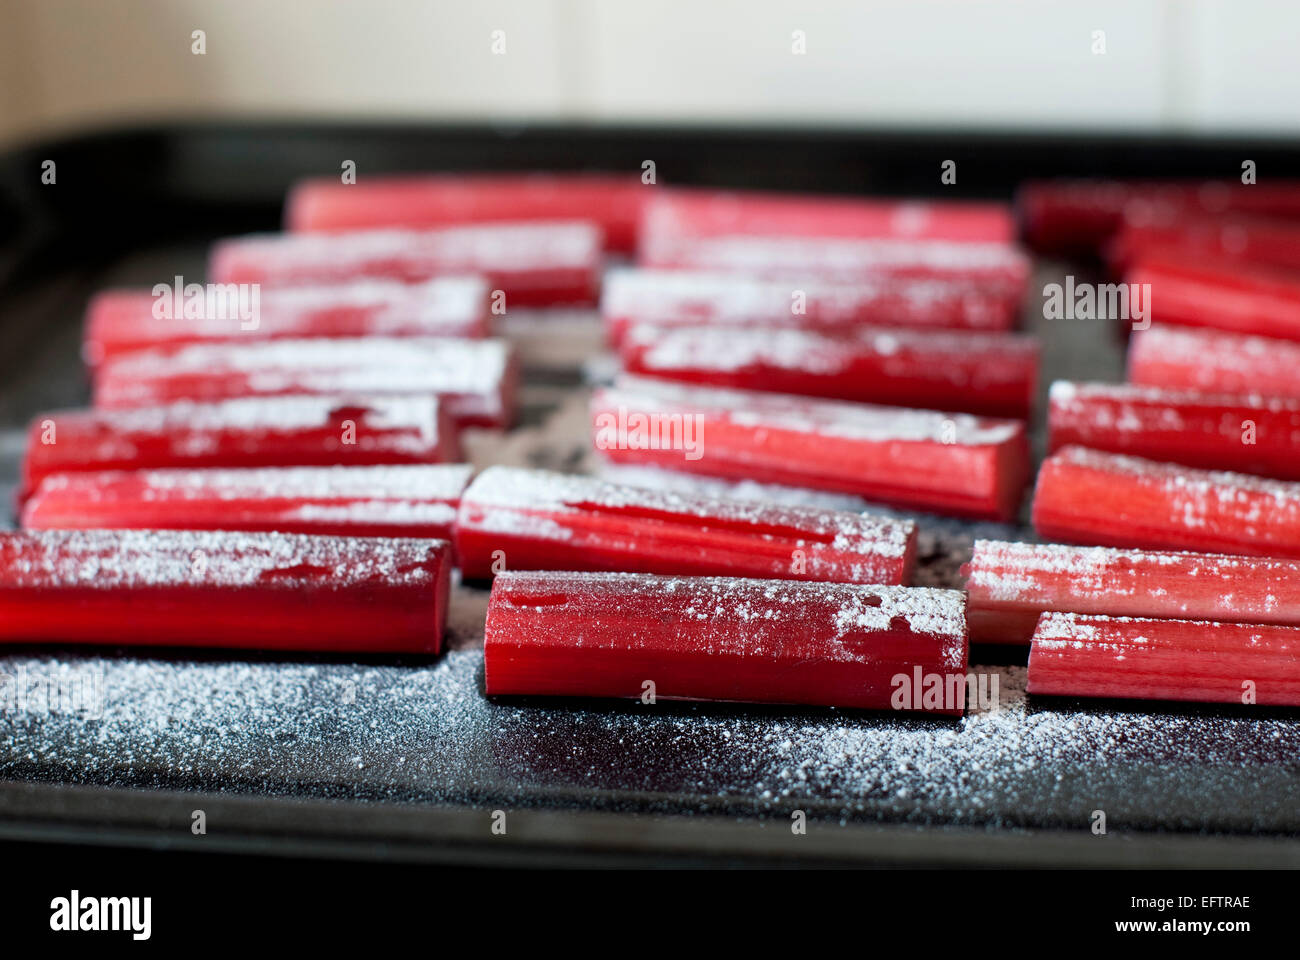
6 649 1297 831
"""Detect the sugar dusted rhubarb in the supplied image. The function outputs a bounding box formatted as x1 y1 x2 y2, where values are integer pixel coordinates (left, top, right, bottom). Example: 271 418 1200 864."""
92 337 517 428
1027 611 1300 707
22 463 473 542
19 394 456 503
83 276 490 370
1128 326 1300 403
1126 255 1300 342
209 221 603 306
1110 211 1300 275
639 188 1017 246
1033 446 1300 557
601 268 1018 346
484 571 969 712
639 233 1030 297
1048 380 1300 479
592 377 1029 521
455 466 916 584
0 529 451 654
1017 178 1300 256
597 463 878 514
964 540 1300 644
619 325 1039 418
286 172 646 253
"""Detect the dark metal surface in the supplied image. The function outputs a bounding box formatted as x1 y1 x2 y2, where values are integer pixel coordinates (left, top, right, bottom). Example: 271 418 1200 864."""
1 123 1299 867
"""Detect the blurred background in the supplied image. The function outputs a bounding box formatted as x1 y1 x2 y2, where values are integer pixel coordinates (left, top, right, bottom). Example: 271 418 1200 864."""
1 0 1298 148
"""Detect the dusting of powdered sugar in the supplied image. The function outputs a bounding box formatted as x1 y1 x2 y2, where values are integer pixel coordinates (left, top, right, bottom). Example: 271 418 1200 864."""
93 276 488 342
965 539 1300 617
462 465 914 559
600 268 1013 332
625 325 1036 386
1048 379 1300 441
641 233 1029 286
94 339 511 423
211 221 602 280
54 394 440 436
1131 326 1300 398
44 463 476 502
7 650 1298 833
100 337 508 390
496 570 965 652
596 463 878 512
0 529 445 590
602 375 1023 446
35 394 446 469
1052 447 1300 534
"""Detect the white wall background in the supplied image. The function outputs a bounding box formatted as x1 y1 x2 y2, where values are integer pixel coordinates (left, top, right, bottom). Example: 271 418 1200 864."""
1 0 1297 148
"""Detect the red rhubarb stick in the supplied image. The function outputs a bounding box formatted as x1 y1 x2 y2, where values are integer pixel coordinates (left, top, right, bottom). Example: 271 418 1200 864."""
286 173 646 253
455 466 916 584
19 394 456 503
638 234 1030 296
1027 611 1300 707
1016 179 1300 256
964 539 1300 645
209 221 603 306
1109 211 1300 275
1047 380 1300 479
640 187 1017 246
601 268 1018 346
484 570 969 713
1125 255 1300 342
597 463 878 514
22 463 473 542
92 337 517 429
591 377 1030 521
1128 326 1300 402
0 529 451 654
619 325 1039 418
1033 446 1300 557
83 276 490 371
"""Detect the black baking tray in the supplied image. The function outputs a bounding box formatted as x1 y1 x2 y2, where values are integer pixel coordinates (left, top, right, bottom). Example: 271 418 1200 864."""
2 121 1300 868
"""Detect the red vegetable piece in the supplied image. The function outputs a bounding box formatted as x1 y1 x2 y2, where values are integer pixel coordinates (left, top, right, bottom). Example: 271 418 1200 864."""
20 394 456 504
639 188 1016 247
455 466 916 584
1016 179 1300 256
22 463 473 543
1128 326 1300 402
209 221 603 306
83 276 490 371
92 337 517 429
484 570 969 713
1126 255 1300 342
1033 446 1300 557
601 268 1018 346
619 325 1039 419
638 233 1029 297
1047 380 1300 480
1027 611 1300 707
591 377 1029 521
0 529 451 654
964 539 1300 645
1109 211 1300 275
286 173 646 253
